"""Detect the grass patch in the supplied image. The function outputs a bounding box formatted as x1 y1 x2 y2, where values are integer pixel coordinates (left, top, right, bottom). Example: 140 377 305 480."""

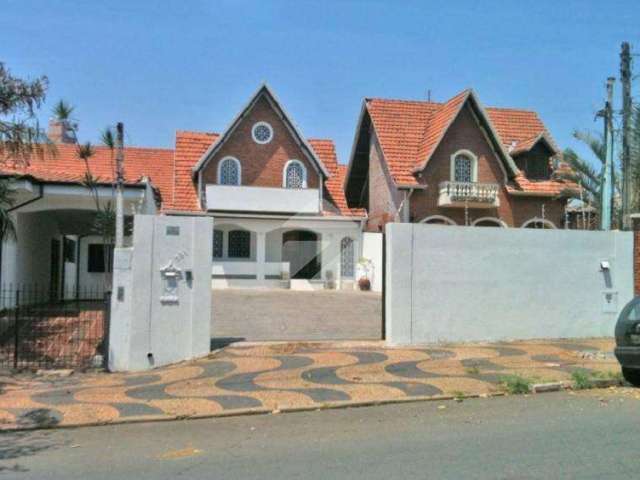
452 390 465 402
571 370 593 390
499 375 532 395
465 366 480 375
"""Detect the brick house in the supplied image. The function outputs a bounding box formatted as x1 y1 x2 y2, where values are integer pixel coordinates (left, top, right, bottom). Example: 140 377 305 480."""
1 84 365 295
344 89 577 231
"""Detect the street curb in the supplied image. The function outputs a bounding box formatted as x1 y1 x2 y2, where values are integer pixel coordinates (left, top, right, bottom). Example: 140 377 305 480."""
0 380 625 433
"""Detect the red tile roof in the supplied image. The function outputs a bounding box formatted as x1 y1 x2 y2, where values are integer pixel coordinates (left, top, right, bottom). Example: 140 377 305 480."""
170 131 219 212
364 91 568 195
309 138 365 217
0 144 174 203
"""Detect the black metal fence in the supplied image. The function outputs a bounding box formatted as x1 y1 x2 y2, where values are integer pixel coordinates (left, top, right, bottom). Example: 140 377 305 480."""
0 286 110 371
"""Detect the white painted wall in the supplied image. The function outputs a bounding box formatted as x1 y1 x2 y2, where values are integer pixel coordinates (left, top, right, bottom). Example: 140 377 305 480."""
385 224 634 345
206 184 320 214
361 232 383 292
109 215 213 371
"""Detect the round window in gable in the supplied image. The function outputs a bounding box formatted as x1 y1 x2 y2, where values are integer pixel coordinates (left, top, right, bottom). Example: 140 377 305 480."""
252 121 273 144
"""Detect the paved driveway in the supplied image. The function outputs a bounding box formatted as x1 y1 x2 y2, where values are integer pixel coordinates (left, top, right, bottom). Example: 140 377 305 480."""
211 289 382 342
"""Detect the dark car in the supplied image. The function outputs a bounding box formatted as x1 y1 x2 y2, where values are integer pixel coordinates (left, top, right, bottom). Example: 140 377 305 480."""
614 296 640 386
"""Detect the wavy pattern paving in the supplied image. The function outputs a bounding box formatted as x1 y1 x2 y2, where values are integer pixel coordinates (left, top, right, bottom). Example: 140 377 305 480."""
0 338 617 430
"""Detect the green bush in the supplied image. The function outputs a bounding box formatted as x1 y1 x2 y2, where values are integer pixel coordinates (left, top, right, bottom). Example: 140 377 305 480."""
500 375 532 394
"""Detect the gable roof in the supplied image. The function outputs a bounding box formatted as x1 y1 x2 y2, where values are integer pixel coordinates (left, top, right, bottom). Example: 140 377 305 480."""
192 83 330 179
169 130 362 217
0 144 174 203
349 89 568 195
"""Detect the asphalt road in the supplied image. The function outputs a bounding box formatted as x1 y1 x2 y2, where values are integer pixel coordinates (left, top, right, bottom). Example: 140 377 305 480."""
2 389 640 479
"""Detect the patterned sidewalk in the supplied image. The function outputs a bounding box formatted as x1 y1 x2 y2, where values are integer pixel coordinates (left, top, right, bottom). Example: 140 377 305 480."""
0 338 619 430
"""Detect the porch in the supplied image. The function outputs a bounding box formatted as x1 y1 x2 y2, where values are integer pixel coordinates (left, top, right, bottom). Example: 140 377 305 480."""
210 215 363 291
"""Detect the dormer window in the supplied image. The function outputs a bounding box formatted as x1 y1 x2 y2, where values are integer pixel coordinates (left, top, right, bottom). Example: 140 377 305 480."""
218 156 241 185
283 160 307 189
451 150 478 183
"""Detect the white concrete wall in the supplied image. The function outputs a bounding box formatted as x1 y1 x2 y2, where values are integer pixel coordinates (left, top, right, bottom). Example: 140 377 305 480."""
385 224 634 345
109 215 213 371
361 232 383 292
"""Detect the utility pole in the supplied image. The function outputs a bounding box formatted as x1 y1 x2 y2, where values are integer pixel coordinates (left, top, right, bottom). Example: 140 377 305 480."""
115 122 125 248
621 42 633 229
600 77 615 231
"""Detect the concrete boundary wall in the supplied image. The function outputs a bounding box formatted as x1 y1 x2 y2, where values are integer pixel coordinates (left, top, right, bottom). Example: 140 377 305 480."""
385 224 634 345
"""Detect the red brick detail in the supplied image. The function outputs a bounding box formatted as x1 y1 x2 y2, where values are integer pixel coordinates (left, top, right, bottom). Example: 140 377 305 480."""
408 104 566 227
200 96 320 189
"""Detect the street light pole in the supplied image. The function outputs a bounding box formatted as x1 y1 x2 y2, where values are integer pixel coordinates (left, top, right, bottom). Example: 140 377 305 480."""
115 122 125 248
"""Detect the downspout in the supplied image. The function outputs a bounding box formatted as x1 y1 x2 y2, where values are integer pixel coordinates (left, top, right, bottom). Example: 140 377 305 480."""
0 183 44 286
75 235 87 300
395 188 417 223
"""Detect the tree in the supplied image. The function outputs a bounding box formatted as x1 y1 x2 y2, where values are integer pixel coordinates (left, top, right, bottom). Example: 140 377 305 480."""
0 62 50 164
557 130 621 228
0 62 50 244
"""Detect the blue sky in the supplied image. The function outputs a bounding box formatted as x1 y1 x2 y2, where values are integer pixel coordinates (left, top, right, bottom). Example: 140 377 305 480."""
3 0 639 165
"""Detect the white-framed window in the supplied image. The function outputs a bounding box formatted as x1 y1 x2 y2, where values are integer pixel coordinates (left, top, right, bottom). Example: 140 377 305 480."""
283 159 307 189
340 237 355 278
218 156 241 185
450 150 478 183
252 121 273 144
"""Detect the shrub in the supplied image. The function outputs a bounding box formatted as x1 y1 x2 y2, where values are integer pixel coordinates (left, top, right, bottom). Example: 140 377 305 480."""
571 370 593 390
500 375 532 395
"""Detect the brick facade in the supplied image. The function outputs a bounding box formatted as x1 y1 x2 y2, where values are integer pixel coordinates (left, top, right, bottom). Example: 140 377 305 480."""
200 96 320 189
367 102 566 230
367 130 403 231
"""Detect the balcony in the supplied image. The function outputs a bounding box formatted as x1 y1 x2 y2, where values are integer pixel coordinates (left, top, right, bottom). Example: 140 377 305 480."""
438 181 500 208
205 184 321 214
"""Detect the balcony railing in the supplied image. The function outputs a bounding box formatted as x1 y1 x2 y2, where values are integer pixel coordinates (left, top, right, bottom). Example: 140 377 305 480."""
438 181 500 208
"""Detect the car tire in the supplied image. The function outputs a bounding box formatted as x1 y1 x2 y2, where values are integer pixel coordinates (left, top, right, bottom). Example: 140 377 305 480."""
622 367 640 387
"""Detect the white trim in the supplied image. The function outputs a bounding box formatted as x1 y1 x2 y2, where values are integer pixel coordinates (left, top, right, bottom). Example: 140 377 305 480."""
344 100 368 191
419 215 457 225
521 217 556 229
450 149 478 182
472 217 507 227
283 159 308 188
217 156 242 185
251 121 274 145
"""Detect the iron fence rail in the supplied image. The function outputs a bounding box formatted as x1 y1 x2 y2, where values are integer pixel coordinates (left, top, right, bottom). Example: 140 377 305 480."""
0 286 110 370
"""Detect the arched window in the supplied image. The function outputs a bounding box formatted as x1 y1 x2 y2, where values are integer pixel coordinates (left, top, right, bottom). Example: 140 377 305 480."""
521 218 556 229
419 215 457 225
340 237 355 278
228 230 251 258
283 160 307 189
218 157 241 185
472 217 507 227
450 150 477 183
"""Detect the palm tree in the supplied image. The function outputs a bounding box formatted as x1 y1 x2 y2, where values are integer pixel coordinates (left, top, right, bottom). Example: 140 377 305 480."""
557 130 621 228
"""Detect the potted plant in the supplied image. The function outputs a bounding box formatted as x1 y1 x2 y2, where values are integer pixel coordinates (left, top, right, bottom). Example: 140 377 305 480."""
358 277 371 291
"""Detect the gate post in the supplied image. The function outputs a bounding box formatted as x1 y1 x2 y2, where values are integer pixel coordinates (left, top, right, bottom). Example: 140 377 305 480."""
103 291 112 369
13 289 20 370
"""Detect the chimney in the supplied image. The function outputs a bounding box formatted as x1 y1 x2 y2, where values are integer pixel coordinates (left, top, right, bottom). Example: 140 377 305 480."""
47 118 77 144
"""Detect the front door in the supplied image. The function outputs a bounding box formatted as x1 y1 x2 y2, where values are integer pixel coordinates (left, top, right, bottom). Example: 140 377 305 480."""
282 230 321 279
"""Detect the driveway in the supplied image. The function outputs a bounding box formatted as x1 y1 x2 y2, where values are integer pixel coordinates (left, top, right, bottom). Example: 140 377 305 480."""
211 289 382 342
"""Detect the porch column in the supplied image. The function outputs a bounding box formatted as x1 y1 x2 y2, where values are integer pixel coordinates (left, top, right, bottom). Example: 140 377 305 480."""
256 231 266 282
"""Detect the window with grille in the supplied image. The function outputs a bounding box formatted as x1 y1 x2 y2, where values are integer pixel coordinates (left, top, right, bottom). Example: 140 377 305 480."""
228 230 250 258
340 237 355 278
212 229 223 259
88 244 113 273
454 154 473 182
219 157 240 185
285 161 306 189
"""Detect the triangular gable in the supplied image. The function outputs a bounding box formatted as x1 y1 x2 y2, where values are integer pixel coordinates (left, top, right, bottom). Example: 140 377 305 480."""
192 83 330 178
412 89 518 177
508 131 559 157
